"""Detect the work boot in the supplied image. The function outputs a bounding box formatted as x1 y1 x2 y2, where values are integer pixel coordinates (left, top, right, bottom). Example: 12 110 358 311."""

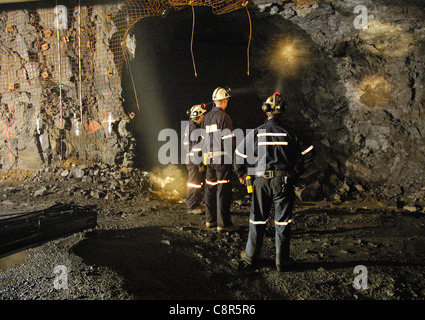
276 257 295 272
217 224 240 233
188 207 204 215
205 221 217 228
240 250 254 265
238 250 256 271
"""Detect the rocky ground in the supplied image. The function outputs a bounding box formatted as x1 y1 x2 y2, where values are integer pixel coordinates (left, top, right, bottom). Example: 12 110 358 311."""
0 162 424 305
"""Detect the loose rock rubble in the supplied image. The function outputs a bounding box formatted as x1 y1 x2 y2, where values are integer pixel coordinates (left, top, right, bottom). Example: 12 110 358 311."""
1 164 424 301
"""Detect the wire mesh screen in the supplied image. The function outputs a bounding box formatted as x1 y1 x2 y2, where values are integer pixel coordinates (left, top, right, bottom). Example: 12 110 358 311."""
0 0 249 167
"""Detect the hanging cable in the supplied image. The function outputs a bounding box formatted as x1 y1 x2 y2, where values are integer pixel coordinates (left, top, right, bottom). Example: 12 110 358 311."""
125 50 140 110
246 5 252 76
191 5 197 77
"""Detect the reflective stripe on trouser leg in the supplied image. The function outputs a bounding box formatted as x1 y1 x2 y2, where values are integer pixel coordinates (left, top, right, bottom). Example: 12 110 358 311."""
273 180 295 266
186 163 204 210
275 221 292 266
245 177 272 261
205 164 233 227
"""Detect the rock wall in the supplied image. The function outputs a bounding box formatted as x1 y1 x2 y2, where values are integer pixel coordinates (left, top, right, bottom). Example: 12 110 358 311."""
0 1 134 172
249 0 425 206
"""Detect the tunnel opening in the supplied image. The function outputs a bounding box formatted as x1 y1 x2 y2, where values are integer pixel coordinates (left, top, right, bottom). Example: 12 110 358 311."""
119 4 350 203
120 6 263 170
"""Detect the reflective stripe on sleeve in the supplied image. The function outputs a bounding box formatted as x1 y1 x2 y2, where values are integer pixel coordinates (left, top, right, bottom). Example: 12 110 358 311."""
206 124 217 133
301 145 314 155
258 141 288 146
221 133 235 140
235 149 248 159
257 133 287 137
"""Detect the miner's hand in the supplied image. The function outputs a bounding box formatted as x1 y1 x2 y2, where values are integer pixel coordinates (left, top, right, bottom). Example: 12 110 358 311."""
239 173 247 185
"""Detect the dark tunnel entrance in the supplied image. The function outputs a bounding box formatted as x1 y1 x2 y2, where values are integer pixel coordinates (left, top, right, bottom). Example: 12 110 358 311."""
119 5 353 203
121 7 263 169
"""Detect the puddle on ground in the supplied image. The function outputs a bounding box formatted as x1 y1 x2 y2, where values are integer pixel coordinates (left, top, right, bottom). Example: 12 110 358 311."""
0 251 29 270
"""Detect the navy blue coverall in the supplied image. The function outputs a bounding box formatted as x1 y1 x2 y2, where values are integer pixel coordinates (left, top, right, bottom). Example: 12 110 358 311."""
201 106 236 228
184 119 204 211
234 116 315 268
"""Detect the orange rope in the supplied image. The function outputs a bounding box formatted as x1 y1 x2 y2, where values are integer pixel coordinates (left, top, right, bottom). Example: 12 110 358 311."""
191 5 197 77
246 5 252 76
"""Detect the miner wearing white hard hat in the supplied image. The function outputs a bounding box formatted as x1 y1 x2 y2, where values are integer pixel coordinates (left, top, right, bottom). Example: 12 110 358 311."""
201 87 239 232
184 104 207 214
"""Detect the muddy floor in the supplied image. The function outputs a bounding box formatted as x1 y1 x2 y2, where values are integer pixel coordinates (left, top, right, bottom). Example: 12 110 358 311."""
1 166 425 304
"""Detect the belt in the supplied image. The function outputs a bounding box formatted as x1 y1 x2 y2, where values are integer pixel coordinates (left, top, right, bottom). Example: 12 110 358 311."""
256 170 290 179
205 151 227 159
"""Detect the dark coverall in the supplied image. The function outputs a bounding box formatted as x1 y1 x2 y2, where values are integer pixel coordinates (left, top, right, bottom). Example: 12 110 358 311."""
234 117 315 267
184 119 204 211
201 106 236 228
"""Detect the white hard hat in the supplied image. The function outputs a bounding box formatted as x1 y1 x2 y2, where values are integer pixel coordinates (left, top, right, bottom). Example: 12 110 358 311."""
189 104 206 119
212 87 231 101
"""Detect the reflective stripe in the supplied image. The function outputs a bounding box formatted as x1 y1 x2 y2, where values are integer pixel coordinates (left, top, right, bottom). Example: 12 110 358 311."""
257 133 287 137
183 142 189 145
206 124 217 133
274 219 293 226
206 180 218 186
301 145 314 155
221 133 235 140
187 183 203 188
235 149 248 159
191 148 202 152
206 179 229 186
249 219 269 225
258 141 288 146
206 151 226 158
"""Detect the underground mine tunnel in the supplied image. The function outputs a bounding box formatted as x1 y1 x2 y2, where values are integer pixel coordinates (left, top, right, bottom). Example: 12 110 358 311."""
0 0 425 301
0 0 424 205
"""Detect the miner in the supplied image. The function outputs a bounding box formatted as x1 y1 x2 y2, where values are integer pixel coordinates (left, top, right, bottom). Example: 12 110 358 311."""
234 92 315 271
202 87 239 232
184 104 207 214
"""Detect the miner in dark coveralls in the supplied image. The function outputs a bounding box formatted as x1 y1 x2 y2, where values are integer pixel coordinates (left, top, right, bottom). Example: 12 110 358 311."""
202 87 239 232
184 104 206 214
234 92 315 271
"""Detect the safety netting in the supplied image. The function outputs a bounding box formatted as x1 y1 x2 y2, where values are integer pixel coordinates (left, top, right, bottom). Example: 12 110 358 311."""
0 0 250 164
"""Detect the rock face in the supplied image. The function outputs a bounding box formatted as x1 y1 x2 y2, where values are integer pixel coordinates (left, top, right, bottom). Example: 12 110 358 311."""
0 1 135 171
249 0 425 206
0 0 424 207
